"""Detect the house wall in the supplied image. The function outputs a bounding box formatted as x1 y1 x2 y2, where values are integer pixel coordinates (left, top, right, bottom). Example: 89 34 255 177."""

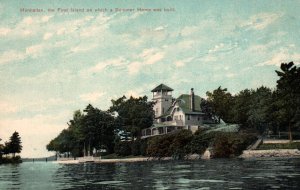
185 114 203 126
172 109 185 124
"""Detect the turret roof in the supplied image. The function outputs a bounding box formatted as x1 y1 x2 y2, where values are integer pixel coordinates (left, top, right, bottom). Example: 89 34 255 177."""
151 83 173 92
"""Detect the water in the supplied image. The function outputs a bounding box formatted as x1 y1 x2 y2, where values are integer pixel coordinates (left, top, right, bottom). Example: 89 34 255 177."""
1 158 300 189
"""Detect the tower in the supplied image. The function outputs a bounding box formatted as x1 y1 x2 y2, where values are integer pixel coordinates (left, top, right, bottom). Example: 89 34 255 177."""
151 84 173 120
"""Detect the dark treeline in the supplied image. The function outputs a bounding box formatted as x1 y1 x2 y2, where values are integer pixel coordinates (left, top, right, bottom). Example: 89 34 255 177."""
206 62 300 140
47 96 154 157
0 131 22 164
47 62 300 158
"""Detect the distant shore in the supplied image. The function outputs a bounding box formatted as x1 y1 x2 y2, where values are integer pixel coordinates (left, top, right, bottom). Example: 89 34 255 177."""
55 157 173 164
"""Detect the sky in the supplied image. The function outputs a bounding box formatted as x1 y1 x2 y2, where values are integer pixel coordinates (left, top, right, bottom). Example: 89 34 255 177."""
0 0 299 158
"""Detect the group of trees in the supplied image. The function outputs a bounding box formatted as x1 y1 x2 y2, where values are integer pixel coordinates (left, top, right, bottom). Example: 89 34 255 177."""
46 96 154 158
47 62 299 158
0 131 22 163
206 62 300 140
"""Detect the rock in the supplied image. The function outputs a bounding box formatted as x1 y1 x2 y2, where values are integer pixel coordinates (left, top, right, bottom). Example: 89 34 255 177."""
201 149 211 160
185 154 200 160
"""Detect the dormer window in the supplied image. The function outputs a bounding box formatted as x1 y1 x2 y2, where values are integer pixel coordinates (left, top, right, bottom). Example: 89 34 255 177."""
176 107 180 111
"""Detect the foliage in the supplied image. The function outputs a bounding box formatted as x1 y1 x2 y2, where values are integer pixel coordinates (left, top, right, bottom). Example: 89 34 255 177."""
206 86 233 123
109 96 154 140
274 62 300 141
114 141 132 156
212 132 256 158
47 105 117 157
147 130 193 159
189 130 218 154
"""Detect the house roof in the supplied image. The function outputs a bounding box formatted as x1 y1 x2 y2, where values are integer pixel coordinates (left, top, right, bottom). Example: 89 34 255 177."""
176 94 203 114
151 84 174 92
157 94 204 119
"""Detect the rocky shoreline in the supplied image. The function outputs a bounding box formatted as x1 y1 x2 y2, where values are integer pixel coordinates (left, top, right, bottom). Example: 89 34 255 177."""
240 149 300 158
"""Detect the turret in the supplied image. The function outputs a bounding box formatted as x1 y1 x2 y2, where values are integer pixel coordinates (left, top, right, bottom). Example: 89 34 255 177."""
151 84 173 119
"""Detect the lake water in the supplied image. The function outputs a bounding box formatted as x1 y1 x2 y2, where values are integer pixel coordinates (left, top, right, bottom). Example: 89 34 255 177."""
1 158 300 189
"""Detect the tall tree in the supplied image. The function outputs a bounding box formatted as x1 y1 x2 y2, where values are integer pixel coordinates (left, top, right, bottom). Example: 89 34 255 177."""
275 62 300 141
231 89 252 126
109 96 154 140
246 86 273 133
8 131 22 157
206 86 233 123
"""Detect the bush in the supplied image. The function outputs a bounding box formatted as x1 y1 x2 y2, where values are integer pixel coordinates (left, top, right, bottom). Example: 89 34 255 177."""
140 139 148 156
131 140 141 156
0 156 22 164
213 132 256 158
147 130 193 159
188 130 219 155
114 141 131 156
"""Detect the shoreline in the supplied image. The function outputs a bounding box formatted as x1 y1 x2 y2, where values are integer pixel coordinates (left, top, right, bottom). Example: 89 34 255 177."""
54 157 173 164
240 149 300 159
54 151 300 164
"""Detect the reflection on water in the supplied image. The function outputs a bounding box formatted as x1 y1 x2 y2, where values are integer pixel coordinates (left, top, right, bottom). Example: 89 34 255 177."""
0 158 300 189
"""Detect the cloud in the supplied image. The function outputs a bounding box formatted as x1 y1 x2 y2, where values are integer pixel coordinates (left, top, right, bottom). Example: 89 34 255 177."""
140 48 165 65
0 101 18 114
154 25 168 31
18 69 73 84
127 61 142 75
80 91 106 103
0 50 26 65
174 57 193 67
241 13 282 30
69 43 98 53
82 57 127 76
0 27 11 36
127 48 165 75
26 44 45 57
258 50 300 66
180 26 199 37
43 32 53 40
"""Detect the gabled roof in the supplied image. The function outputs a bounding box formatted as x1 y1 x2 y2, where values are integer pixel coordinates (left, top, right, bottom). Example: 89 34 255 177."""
151 84 173 92
157 94 204 119
176 94 203 114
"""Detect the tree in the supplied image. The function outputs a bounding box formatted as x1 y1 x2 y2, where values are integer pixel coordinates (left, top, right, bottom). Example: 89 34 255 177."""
8 131 22 157
275 62 300 141
246 86 273 133
206 86 233 123
231 89 252 126
109 96 154 140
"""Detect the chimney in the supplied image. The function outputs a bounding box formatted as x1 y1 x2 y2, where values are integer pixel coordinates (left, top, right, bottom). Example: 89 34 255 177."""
190 88 195 112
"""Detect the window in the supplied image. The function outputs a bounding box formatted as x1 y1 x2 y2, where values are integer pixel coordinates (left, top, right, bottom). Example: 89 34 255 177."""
188 125 191 130
177 107 180 111
187 115 190 120
165 99 168 101
197 117 200 121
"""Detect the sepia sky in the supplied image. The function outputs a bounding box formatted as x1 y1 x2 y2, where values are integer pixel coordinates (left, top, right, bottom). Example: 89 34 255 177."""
0 0 300 158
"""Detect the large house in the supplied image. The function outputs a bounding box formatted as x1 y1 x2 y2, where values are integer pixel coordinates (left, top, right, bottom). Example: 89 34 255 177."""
141 84 219 138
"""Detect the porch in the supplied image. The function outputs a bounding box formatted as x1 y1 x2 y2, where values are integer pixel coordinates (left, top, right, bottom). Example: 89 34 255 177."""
141 125 184 139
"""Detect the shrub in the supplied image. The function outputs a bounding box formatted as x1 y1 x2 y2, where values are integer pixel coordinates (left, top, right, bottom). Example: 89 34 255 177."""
147 130 193 159
140 139 148 156
114 141 131 156
213 132 256 158
131 140 141 156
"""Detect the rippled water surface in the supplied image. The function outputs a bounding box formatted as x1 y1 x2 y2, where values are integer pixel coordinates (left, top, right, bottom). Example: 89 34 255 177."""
1 158 300 189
